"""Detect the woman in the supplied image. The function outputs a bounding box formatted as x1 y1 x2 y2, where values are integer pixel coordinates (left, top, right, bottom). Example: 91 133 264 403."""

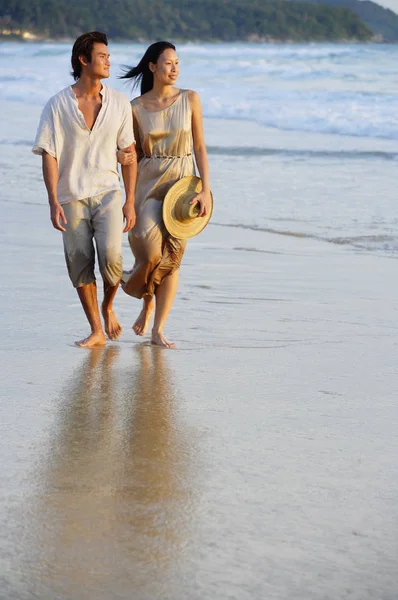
118 41 212 348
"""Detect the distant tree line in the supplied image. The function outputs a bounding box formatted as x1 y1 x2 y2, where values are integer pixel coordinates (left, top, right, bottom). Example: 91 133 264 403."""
288 0 398 41
0 0 374 41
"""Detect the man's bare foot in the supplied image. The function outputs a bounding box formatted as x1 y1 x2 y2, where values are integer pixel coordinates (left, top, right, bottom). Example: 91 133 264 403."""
133 300 154 336
75 331 107 348
102 305 122 340
151 331 176 349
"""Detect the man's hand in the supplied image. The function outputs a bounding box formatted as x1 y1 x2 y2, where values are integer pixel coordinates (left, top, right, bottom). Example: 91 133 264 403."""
50 202 67 232
123 201 136 232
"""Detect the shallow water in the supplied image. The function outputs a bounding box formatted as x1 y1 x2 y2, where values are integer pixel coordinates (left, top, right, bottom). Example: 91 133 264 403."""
1 41 398 255
2 216 398 599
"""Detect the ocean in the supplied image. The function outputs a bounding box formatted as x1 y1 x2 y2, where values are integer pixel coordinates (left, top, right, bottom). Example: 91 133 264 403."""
1 41 397 254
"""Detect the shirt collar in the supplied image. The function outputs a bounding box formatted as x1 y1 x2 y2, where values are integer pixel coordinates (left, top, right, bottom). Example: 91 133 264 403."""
99 83 107 99
69 82 108 101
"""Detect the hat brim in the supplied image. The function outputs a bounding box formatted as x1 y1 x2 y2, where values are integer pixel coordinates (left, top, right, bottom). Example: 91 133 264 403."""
163 176 213 240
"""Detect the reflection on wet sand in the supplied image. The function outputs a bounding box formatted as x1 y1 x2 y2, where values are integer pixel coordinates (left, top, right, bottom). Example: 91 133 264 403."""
31 345 195 599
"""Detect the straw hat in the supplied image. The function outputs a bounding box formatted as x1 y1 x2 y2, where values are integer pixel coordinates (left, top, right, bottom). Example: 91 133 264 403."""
163 176 213 239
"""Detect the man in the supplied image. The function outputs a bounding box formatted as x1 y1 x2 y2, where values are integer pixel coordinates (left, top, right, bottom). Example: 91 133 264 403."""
32 31 137 347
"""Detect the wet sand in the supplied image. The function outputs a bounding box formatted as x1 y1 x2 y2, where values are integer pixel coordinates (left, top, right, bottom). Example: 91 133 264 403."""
1 117 398 599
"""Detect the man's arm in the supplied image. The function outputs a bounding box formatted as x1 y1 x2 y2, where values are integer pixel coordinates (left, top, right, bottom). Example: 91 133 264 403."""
120 143 137 233
42 151 67 232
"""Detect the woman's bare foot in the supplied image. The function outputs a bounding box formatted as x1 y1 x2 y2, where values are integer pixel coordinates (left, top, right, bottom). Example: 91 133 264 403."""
151 330 176 349
133 297 154 336
75 331 107 348
102 305 122 340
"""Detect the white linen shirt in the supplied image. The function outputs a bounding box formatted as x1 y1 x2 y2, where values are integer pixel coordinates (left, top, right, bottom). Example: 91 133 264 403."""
32 84 135 204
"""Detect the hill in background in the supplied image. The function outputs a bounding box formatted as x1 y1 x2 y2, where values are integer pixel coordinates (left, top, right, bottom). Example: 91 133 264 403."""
288 0 398 40
0 0 373 42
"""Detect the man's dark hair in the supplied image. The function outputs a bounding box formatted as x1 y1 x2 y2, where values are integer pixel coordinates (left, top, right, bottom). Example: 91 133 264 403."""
71 31 108 81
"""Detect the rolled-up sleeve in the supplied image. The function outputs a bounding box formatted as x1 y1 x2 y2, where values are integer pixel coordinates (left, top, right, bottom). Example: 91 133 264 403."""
32 100 57 157
117 98 135 150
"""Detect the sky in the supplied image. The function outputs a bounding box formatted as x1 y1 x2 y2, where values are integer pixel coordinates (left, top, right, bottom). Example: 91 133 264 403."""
370 0 398 12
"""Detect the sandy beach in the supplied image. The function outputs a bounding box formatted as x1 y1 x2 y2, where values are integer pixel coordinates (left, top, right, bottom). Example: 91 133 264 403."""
1 115 398 599
1 84 398 600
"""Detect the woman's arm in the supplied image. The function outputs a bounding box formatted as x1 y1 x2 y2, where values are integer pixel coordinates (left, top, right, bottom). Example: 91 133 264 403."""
120 142 137 232
189 90 212 217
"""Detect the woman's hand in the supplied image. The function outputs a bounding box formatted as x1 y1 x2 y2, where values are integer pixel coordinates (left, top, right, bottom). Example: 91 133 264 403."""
123 201 136 232
190 190 212 217
117 148 136 166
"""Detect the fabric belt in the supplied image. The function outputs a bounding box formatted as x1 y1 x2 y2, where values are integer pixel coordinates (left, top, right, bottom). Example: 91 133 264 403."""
144 153 192 159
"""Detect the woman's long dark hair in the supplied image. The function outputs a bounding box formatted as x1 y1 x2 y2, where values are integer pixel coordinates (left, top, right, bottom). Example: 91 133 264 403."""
120 41 176 95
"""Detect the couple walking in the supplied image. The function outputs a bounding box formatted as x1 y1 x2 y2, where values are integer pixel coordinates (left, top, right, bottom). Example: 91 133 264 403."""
33 31 212 349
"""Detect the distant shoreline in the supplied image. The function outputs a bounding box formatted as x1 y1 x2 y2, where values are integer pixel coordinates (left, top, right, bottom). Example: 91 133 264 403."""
0 33 390 44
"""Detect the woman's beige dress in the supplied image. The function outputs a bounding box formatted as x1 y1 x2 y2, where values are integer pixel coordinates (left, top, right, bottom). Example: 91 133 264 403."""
122 89 195 299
